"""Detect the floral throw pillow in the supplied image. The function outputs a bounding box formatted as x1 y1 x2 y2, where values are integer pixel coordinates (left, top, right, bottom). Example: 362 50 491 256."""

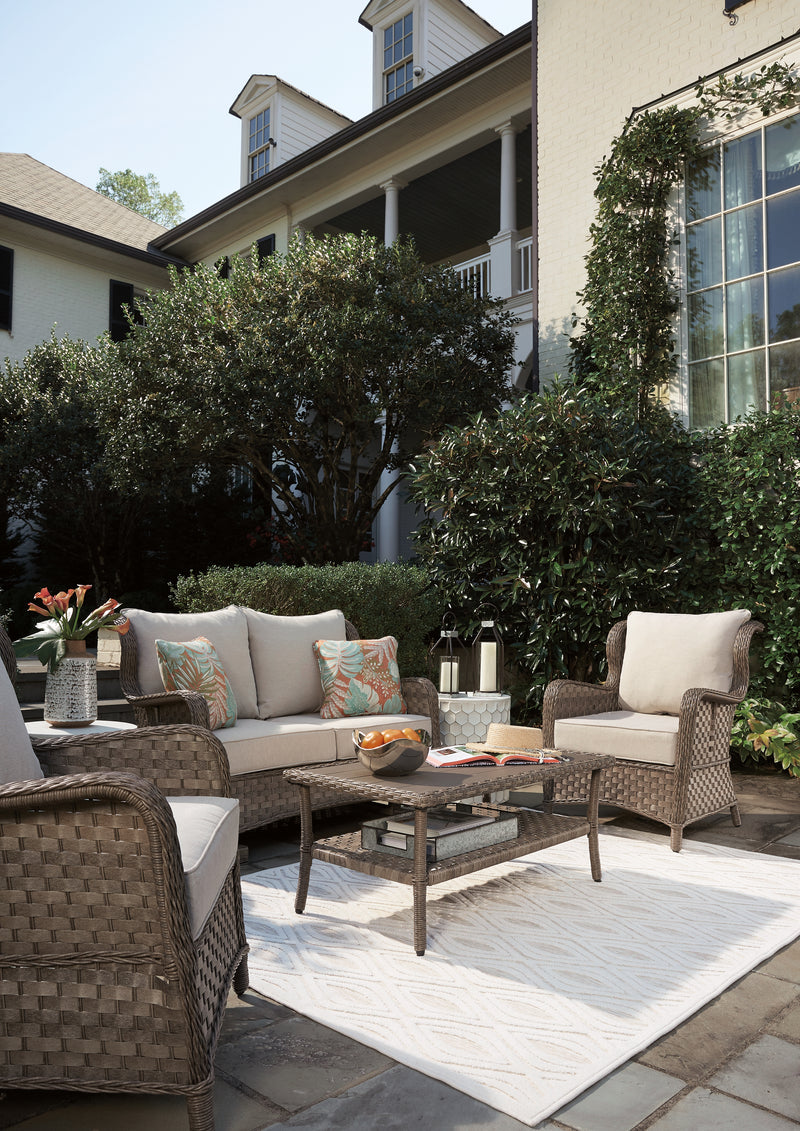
313 637 407 719
155 636 237 731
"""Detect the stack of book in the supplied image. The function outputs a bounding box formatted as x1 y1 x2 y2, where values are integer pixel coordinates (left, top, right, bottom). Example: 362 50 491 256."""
361 803 519 861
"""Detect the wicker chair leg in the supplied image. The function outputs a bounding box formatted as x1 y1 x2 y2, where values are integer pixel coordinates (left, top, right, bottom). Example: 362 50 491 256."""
186 1082 215 1131
730 802 742 827
233 955 250 995
670 826 684 853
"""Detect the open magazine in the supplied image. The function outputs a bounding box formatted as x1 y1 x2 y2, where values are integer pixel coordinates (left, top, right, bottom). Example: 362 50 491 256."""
426 745 570 768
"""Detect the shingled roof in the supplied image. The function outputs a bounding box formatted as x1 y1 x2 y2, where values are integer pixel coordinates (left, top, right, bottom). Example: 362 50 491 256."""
0 154 167 250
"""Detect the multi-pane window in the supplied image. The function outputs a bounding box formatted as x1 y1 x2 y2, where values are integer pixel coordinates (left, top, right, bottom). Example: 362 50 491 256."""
686 113 800 426
249 108 272 182
0 246 12 331
384 13 413 104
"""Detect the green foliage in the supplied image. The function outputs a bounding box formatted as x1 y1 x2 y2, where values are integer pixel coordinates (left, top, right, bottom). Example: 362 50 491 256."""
731 697 800 778
96 167 184 227
693 405 800 704
409 384 702 718
171 561 442 677
696 60 800 121
104 233 516 564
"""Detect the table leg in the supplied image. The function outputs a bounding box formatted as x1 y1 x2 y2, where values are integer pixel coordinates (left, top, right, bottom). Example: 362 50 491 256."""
413 807 429 955
587 766 603 882
295 784 314 914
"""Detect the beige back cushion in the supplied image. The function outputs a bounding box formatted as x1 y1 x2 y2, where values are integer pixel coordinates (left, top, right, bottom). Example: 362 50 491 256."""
0 662 44 784
127 605 258 718
244 608 346 719
617 609 751 715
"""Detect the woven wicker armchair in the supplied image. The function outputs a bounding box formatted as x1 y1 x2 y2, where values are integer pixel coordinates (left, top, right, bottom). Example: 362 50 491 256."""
0 627 249 1131
542 611 763 852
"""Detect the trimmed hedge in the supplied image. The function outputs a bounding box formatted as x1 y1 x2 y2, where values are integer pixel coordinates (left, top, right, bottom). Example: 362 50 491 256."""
170 561 442 678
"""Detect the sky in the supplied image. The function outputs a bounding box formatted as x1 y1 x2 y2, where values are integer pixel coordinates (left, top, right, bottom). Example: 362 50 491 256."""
1 0 531 222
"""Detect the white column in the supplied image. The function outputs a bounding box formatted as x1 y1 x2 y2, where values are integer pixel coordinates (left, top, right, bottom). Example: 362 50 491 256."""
380 178 404 245
377 416 401 562
496 121 518 235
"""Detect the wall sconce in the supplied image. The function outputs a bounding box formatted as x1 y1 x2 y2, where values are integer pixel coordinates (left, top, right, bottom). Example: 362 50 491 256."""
471 605 504 694
723 0 753 25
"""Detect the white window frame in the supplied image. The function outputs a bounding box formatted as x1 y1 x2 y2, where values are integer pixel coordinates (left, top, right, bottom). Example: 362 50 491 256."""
248 106 273 183
383 11 414 105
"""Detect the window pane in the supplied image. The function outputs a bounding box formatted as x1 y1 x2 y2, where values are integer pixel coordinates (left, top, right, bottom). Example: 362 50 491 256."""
687 217 721 290
404 12 412 33
770 340 800 407
689 360 725 428
686 150 720 221
768 264 800 342
384 46 393 68
766 189 800 270
724 131 762 208
725 204 763 280
766 115 800 195
726 277 764 352
728 351 766 419
403 32 412 57
384 26 392 47
688 288 723 360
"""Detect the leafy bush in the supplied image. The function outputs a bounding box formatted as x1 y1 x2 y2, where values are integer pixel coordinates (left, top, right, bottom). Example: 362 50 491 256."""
731 698 800 778
409 384 703 719
171 561 442 677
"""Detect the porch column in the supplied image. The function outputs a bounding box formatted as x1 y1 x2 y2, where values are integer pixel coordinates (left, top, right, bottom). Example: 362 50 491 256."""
381 178 405 245
377 415 400 562
490 122 520 298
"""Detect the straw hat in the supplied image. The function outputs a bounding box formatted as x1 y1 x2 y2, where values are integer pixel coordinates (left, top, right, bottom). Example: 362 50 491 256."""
465 723 547 756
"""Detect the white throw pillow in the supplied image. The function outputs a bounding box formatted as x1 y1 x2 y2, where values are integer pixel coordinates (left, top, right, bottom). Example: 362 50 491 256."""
244 608 346 719
0 663 44 784
127 606 258 718
617 609 751 716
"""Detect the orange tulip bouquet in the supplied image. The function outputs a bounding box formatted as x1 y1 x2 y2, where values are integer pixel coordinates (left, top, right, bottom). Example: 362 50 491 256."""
13 585 129 672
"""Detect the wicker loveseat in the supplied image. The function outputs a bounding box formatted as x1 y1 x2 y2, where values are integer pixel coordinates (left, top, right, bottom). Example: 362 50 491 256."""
0 625 248 1131
119 605 439 833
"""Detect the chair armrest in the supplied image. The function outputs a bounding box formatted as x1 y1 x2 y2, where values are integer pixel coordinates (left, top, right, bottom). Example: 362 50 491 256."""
30 724 232 797
673 685 746 773
542 680 618 744
401 675 441 746
126 689 212 728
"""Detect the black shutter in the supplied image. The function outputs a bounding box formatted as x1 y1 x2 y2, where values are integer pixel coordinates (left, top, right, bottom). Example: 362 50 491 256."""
109 280 135 341
256 234 276 261
0 246 13 332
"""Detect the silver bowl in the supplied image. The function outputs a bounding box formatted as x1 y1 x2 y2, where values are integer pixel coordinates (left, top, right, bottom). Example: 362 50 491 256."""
353 729 431 777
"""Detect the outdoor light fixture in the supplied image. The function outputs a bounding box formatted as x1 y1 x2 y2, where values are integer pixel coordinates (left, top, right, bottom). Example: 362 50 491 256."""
723 0 753 24
471 604 504 694
429 612 465 694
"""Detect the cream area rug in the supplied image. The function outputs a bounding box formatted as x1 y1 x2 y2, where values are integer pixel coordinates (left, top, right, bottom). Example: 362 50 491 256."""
242 831 800 1127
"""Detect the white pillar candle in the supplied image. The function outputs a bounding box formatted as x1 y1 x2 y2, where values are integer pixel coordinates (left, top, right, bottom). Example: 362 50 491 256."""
439 658 459 694
478 642 498 692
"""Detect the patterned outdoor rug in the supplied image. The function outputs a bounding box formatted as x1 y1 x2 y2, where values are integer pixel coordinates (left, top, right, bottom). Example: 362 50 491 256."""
242 830 800 1127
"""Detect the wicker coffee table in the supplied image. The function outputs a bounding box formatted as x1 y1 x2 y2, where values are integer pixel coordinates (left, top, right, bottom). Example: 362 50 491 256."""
285 752 614 955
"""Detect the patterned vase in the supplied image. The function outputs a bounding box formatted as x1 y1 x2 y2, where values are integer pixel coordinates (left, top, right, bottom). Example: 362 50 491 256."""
43 639 97 727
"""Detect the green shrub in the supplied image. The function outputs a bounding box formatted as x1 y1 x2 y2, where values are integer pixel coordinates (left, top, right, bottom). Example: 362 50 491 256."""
409 383 704 719
731 697 800 778
171 561 442 677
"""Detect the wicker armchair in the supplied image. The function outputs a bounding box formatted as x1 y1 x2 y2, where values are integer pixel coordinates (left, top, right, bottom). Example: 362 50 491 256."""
0 627 249 1131
542 611 763 852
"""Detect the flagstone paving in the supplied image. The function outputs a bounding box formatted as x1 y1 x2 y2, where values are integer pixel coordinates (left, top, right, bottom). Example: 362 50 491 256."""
1 771 798 1130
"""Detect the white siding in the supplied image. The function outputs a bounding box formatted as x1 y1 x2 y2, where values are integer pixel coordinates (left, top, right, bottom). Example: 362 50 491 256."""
278 93 347 164
425 0 498 77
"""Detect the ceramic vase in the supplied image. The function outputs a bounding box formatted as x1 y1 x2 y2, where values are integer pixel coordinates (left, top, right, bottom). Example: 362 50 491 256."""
44 639 97 727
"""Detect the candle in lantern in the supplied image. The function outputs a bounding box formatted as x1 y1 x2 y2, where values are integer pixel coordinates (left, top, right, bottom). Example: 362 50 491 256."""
439 657 459 693
478 642 497 692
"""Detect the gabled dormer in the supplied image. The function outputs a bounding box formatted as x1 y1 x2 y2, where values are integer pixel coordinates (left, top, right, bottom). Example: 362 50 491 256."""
359 0 501 111
230 76 352 189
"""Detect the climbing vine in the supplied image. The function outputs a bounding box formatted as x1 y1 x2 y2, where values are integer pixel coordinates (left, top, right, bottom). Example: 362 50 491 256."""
570 59 800 416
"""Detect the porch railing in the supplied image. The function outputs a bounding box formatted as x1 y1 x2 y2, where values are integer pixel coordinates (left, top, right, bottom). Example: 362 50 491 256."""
454 253 491 297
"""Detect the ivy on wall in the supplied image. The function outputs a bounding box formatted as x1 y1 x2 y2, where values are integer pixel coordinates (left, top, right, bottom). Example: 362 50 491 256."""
569 60 800 416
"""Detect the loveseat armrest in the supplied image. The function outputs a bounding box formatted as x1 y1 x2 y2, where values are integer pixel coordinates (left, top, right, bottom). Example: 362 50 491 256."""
542 680 618 745
31 724 232 798
126 689 212 728
401 675 441 745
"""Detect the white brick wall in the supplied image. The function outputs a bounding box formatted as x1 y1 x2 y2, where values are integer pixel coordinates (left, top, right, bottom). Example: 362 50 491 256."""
537 0 800 386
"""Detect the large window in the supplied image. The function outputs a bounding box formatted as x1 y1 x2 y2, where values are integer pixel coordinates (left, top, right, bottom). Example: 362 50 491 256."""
384 13 413 104
686 113 800 426
0 246 12 332
249 108 272 182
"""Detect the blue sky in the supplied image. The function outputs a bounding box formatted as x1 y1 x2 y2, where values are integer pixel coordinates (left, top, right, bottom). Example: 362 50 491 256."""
1 0 531 221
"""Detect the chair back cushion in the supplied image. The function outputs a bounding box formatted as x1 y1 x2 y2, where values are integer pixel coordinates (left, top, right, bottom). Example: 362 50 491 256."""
618 609 751 715
244 607 346 719
127 606 258 718
0 663 44 783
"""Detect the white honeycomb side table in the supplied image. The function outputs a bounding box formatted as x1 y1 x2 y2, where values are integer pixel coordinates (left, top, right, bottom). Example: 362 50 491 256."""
437 692 511 746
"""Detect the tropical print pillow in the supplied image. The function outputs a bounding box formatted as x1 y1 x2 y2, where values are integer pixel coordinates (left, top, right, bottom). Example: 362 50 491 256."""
313 637 407 719
155 636 237 730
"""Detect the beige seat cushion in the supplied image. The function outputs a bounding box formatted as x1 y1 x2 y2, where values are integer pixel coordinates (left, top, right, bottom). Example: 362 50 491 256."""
554 711 679 767
243 608 345 719
167 795 239 939
0 663 44 784
618 610 750 716
127 606 258 718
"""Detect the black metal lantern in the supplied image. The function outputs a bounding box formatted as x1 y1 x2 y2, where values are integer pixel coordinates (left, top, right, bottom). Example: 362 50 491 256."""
428 612 465 695
471 605 504 694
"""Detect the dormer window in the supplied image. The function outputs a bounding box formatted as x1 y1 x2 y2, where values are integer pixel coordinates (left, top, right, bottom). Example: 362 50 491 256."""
384 13 413 104
249 108 273 182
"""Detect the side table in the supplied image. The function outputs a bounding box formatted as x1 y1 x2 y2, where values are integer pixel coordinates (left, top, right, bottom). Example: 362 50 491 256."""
438 692 511 746
25 719 137 738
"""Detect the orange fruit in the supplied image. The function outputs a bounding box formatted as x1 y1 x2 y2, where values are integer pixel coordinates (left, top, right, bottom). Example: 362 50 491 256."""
382 729 406 743
402 728 421 742
360 730 386 749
